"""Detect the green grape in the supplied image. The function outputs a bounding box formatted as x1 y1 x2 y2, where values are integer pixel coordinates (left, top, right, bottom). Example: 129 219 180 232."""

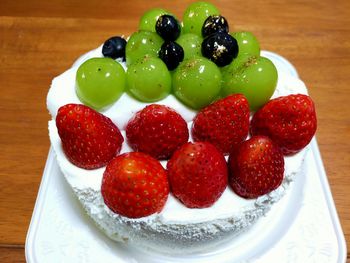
176 33 203 60
220 54 251 74
221 56 278 111
172 57 222 109
182 2 220 36
139 8 171 32
76 58 125 110
125 31 163 66
231 31 260 57
126 56 171 102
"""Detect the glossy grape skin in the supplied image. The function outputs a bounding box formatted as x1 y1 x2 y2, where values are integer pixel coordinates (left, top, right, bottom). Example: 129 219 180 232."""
176 33 203 60
201 32 239 67
76 58 125 110
158 41 184 70
182 2 220 36
202 15 229 38
220 53 248 75
231 31 260 57
139 8 171 32
125 31 163 66
172 57 222 109
126 56 171 102
156 15 181 41
102 36 127 60
221 56 278 111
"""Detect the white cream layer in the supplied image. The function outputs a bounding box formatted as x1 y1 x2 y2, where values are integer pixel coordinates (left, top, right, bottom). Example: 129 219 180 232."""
47 46 308 253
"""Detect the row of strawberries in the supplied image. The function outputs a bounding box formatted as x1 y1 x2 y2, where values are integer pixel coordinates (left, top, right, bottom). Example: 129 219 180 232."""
56 94 316 218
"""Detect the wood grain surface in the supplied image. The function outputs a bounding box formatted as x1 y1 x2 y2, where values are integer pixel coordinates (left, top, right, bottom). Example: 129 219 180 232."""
0 0 349 262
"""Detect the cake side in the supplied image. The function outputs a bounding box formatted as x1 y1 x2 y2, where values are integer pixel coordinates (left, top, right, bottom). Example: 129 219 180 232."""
49 119 307 253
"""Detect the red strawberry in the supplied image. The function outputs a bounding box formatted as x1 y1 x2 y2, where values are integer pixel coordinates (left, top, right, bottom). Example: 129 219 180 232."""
101 152 169 218
228 136 284 199
126 104 189 159
167 142 228 208
191 94 250 155
56 104 123 169
251 94 317 155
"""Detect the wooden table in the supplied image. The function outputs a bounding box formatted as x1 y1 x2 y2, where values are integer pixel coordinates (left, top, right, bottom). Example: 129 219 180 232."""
0 0 349 262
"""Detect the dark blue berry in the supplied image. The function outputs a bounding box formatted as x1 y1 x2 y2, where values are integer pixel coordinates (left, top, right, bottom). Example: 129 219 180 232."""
102 36 127 61
201 32 238 67
202 15 229 38
159 41 184 70
156 15 181 41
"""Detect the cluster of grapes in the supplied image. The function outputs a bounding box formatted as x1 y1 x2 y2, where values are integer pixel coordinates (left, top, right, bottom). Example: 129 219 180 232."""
75 2 278 111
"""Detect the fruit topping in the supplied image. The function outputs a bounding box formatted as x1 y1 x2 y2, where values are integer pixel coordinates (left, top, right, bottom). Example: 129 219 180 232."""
192 94 249 155
231 31 260 57
156 15 181 41
102 36 127 61
251 94 317 155
126 56 171 102
158 41 184 70
126 104 189 159
139 8 171 32
125 31 163 66
176 33 203 60
201 32 238 67
167 142 228 208
202 15 229 38
228 136 284 199
101 152 169 218
221 55 278 111
172 57 222 109
75 58 125 111
182 1 220 36
56 104 124 169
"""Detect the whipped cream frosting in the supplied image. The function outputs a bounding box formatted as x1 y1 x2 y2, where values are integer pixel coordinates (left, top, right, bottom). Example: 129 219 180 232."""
47 46 309 253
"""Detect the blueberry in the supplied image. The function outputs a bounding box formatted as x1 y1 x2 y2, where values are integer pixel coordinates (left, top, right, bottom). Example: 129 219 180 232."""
156 15 181 41
202 15 229 38
159 41 184 70
201 32 238 67
102 36 127 61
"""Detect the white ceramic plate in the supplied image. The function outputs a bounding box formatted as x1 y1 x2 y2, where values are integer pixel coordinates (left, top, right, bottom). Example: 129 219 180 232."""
26 52 346 263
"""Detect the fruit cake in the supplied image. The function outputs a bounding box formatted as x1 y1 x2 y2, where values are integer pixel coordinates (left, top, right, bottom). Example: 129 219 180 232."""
47 1 317 254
